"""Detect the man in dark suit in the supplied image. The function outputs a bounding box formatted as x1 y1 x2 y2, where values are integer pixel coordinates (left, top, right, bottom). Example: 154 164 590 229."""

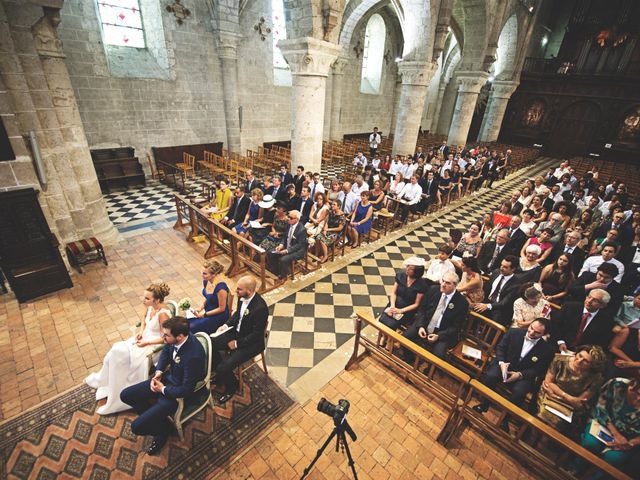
473 319 553 420
480 156 498 189
293 165 305 195
478 229 511 275
546 230 585 275
211 276 269 403
595 211 634 248
552 289 613 352
245 170 259 194
121 316 206 455
473 255 521 326
438 140 449 158
261 176 274 196
297 186 314 224
271 176 287 203
221 187 250 228
279 164 293 188
567 263 623 314
418 170 439 211
268 209 308 279
403 272 469 360
504 216 528 256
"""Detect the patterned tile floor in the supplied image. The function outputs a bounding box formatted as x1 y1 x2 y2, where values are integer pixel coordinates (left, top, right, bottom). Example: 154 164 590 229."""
266 161 557 390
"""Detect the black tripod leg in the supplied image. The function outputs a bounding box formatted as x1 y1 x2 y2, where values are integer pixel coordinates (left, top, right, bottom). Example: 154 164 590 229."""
300 428 338 479
339 431 359 480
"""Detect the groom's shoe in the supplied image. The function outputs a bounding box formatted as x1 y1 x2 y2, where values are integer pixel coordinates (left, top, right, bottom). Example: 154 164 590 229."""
147 435 168 455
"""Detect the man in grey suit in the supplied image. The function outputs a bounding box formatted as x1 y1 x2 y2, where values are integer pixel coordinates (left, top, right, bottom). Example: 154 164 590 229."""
268 209 308 279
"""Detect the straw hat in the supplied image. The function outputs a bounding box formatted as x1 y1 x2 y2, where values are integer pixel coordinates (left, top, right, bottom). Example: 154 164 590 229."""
259 195 276 208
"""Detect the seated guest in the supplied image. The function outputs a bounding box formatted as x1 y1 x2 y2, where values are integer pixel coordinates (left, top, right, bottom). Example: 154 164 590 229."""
608 321 640 378
206 178 232 220
284 183 299 211
493 201 513 230
389 172 405 196
573 377 640 477
553 201 572 229
397 175 424 221
553 289 613 353
259 202 289 252
268 210 308 280
347 191 373 248
211 276 269 404
579 242 625 283
368 180 386 211
296 186 314 224
453 222 483 258
419 170 439 208
519 209 537 237
546 230 585 276
221 187 250 228
589 228 620 257
568 263 624 315
537 345 606 430
121 316 206 455
478 228 511 275
248 195 276 244
271 176 287 202
614 292 640 328
403 272 469 359
518 244 543 283
472 319 554 423
540 253 575 303
189 261 230 334
309 172 325 198
437 168 452 205
473 255 521 326
316 199 347 263
351 175 369 196
505 215 529 256
327 179 341 202
337 181 358 216
479 213 494 241
379 257 428 331
512 284 551 329
520 228 555 264
457 257 485 304
425 244 455 285
85 283 170 415
235 188 264 236
305 192 329 239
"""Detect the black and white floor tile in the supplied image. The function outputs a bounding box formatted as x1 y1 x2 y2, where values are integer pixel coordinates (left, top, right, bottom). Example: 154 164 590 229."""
266 158 558 387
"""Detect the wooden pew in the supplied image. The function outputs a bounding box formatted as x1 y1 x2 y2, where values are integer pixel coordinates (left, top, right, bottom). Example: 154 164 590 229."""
439 379 634 480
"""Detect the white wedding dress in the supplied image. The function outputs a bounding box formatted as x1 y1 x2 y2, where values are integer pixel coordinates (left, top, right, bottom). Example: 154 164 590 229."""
85 306 168 415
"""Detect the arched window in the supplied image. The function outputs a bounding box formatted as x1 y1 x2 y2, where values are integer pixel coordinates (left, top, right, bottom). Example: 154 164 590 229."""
360 14 386 94
97 0 145 48
272 0 292 86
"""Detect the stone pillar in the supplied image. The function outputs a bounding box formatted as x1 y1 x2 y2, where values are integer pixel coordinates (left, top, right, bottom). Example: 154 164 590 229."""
477 80 519 143
447 71 489 146
328 56 348 141
430 85 446 133
436 77 458 135
392 61 437 155
279 37 340 174
31 8 118 243
388 76 402 138
217 31 242 152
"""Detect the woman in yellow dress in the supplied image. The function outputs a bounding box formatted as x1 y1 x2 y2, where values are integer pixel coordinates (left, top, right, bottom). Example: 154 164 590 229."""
209 178 232 220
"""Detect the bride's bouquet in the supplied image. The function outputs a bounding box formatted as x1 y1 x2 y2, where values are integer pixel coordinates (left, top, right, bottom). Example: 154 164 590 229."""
177 297 191 311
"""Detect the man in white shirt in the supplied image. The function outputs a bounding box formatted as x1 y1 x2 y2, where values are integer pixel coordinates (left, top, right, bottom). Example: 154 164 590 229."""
425 245 455 284
353 151 367 169
398 175 424 221
337 182 359 215
389 156 402 175
351 175 370 196
579 243 625 283
369 127 381 158
308 172 325 199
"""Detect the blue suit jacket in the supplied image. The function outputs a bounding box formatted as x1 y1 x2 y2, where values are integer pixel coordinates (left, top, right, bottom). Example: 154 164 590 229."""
155 333 206 400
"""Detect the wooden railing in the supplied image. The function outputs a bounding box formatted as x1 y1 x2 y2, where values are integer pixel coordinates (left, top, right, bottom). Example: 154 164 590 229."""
348 311 633 480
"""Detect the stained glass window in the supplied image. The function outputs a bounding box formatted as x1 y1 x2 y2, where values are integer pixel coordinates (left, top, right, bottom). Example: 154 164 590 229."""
97 0 145 48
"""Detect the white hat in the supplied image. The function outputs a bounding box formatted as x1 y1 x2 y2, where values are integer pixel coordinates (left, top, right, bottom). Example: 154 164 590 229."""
402 256 426 267
259 195 276 208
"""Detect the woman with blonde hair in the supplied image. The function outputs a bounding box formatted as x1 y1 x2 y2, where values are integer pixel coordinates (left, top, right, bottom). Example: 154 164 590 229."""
85 282 171 415
191 260 230 334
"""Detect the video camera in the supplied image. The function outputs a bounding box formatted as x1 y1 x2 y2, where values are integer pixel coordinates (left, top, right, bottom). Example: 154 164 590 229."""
317 397 350 426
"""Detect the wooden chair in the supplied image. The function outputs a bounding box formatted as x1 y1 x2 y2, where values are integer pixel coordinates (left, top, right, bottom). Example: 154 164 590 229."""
168 332 214 440
447 311 507 377
176 152 195 177
236 321 269 392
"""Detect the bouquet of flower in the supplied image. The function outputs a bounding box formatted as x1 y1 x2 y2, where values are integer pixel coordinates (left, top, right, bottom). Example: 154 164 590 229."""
177 297 191 311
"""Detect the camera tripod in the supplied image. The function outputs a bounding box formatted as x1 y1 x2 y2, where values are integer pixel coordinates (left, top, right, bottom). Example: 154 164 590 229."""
300 418 358 479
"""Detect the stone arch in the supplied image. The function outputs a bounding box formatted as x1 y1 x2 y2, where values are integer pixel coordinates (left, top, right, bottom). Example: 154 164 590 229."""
340 0 405 52
494 14 518 79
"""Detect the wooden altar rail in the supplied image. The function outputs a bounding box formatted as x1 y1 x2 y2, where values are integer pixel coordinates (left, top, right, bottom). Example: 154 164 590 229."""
172 194 280 293
348 311 632 480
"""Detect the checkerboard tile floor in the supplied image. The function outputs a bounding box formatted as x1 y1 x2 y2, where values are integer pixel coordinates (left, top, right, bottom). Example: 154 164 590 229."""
266 158 557 386
104 165 348 225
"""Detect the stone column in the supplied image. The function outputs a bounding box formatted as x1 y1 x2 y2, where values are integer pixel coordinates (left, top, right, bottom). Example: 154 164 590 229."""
217 31 242 152
279 37 340 174
436 76 458 135
430 85 446 133
477 80 519 143
32 8 118 243
388 76 402 138
392 61 437 155
447 71 489 146
328 56 348 141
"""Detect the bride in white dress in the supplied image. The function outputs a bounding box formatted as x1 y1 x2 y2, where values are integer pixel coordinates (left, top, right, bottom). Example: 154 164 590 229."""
85 282 171 415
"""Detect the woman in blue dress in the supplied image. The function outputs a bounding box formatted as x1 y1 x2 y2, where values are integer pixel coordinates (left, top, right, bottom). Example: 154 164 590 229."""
190 260 230 334
235 188 264 237
347 191 373 248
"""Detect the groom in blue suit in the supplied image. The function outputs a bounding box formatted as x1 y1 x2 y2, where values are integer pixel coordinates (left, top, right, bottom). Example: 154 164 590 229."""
121 316 205 455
